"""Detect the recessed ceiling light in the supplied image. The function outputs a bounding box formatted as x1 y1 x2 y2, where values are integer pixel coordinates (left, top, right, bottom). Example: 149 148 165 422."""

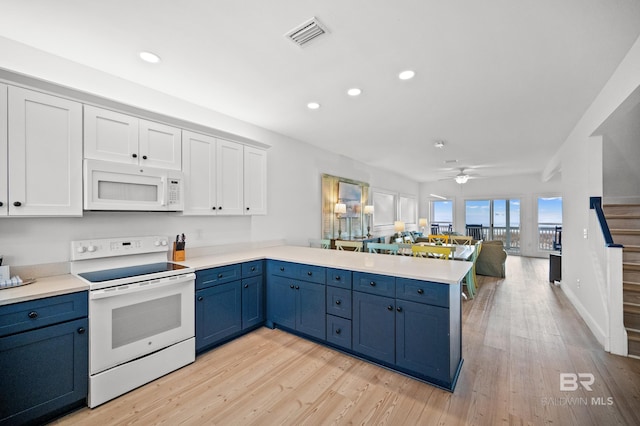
434 141 445 149
139 51 161 63
347 88 362 96
398 70 415 80
307 102 321 110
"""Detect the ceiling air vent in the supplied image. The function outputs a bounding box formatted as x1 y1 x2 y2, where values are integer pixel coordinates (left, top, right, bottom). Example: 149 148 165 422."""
285 17 328 47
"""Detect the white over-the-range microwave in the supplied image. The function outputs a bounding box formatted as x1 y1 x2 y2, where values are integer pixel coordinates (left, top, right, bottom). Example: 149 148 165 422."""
84 159 184 211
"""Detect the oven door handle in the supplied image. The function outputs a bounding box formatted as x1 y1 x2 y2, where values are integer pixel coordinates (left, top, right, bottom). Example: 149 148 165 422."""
90 273 195 300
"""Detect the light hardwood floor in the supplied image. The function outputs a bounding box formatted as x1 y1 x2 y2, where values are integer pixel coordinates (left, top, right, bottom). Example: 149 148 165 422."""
53 256 640 425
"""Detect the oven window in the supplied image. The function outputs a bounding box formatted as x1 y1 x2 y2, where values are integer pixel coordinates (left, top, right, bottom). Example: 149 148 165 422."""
112 294 181 349
98 181 158 202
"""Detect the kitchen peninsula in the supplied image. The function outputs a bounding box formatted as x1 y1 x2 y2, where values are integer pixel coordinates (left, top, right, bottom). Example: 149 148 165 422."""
1 244 470 424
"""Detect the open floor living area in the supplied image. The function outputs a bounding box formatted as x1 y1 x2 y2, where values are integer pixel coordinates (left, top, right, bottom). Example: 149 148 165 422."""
52 256 640 425
2 3 640 425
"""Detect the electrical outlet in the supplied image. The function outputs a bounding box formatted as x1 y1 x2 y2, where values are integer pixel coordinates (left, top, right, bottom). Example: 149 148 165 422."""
583 228 588 239
577 278 581 288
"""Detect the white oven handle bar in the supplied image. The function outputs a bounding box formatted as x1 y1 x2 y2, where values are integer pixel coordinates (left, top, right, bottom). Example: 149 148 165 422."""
90 273 195 300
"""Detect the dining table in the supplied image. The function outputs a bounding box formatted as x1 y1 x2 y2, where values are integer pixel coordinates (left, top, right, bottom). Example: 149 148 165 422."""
402 242 475 261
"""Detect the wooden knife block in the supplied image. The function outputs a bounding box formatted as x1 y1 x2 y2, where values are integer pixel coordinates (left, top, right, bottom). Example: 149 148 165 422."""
172 242 185 262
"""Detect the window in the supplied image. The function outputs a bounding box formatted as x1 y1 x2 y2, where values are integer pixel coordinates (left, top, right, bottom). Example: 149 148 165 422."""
538 197 562 250
372 190 396 227
431 200 453 231
465 198 521 251
399 195 417 225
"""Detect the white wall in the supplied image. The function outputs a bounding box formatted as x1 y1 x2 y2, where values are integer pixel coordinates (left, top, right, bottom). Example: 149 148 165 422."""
555 34 640 347
419 173 561 257
603 100 640 203
0 37 418 267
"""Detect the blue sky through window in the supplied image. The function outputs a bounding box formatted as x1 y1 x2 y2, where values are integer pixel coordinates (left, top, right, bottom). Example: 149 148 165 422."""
538 197 563 224
433 201 452 223
465 200 490 226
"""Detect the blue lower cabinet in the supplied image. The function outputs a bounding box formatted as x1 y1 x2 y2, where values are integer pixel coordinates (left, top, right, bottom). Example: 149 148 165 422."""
326 286 351 319
326 315 351 350
195 263 266 353
241 275 264 330
195 281 242 351
296 280 326 340
196 264 241 290
395 299 450 382
267 275 297 329
267 275 326 340
0 317 88 425
352 291 395 364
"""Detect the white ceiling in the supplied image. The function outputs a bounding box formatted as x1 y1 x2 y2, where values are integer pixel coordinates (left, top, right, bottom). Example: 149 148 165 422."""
1 0 639 183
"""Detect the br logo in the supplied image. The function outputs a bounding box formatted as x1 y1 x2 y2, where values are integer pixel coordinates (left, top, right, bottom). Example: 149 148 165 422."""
560 373 595 391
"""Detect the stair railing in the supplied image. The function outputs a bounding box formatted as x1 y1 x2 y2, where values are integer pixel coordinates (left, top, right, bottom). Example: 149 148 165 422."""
589 197 627 355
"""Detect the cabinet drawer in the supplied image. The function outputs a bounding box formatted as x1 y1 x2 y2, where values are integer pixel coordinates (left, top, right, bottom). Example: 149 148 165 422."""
326 268 352 289
326 286 352 319
326 315 351 350
396 278 449 308
242 260 264 277
267 260 325 284
196 264 241 290
0 292 88 337
353 272 395 297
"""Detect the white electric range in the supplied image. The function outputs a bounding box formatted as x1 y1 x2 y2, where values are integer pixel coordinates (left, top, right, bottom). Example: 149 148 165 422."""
70 235 195 408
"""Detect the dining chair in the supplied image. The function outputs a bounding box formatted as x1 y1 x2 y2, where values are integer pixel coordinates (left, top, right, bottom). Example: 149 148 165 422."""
308 238 331 249
367 242 399 255
335 240 363 252
466 224 484 241
411 245 452 259
396 242 413 255
427 234 450 244
462 242 481 299
450 235 473 245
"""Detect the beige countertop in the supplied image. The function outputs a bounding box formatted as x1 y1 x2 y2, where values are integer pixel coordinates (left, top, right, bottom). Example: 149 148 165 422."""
183 245 472 285
0 274 88 307
1 245 472 306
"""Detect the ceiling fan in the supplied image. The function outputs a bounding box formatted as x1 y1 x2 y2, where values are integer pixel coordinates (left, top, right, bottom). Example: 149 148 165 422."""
439 168 478 184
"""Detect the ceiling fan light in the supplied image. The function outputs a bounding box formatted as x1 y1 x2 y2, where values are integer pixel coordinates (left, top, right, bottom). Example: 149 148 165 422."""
455 174 469 184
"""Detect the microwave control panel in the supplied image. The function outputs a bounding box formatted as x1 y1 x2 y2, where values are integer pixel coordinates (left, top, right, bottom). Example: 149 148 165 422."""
167 179 181 206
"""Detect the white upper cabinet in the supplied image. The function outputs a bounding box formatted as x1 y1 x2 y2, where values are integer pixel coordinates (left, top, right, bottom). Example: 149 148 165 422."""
182 131 258 216
139 119 182 170
83 105 137 165
0 84 7 216
84 105 182 170
182 130 217 215
243 146 267 215
216 139 244 216
5 86 83 216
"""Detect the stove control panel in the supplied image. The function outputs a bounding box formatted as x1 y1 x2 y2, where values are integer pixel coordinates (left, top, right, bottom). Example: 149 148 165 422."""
70 236 170 261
